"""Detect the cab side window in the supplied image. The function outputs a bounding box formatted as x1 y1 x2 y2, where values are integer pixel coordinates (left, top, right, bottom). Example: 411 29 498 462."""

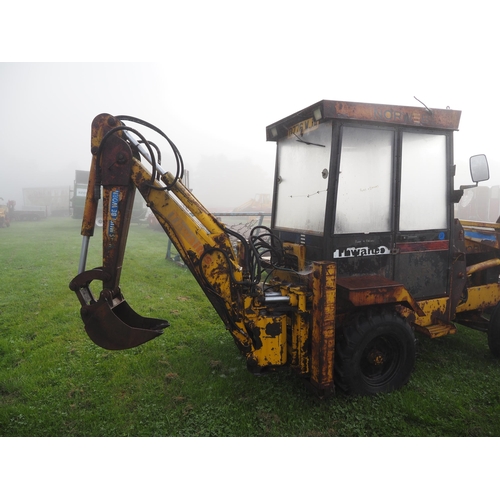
399 132 447 231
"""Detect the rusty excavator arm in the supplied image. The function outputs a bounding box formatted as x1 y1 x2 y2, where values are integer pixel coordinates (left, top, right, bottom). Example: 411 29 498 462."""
69 114 337 393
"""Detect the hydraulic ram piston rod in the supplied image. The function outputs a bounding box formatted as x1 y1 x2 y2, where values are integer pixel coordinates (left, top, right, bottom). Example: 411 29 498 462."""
78 235 90 274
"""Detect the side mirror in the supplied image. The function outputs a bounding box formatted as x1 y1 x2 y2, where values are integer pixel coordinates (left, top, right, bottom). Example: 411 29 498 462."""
457 154 490 195
470 154 489 183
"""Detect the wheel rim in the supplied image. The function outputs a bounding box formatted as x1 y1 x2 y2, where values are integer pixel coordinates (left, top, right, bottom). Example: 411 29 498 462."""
360 334 402 388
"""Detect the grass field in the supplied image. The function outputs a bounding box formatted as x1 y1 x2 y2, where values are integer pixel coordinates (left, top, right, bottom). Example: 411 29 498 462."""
1 217 500 437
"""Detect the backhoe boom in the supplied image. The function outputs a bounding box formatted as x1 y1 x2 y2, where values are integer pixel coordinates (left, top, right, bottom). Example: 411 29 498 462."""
69 114 335 391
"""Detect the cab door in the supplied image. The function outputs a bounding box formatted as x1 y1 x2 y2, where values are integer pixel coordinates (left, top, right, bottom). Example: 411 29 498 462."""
394 131 451 299
332 125 396 279
331 125 452 301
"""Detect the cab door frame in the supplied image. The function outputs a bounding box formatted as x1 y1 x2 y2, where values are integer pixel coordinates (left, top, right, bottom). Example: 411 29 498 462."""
328 121 455 302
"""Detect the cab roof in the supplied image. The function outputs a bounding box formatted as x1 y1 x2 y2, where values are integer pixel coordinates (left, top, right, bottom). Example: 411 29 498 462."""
266 100 461 141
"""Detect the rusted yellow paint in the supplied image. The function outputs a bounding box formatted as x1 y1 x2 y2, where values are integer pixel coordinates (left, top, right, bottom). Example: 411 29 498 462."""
466 259 500 277
80 155 99 237
337 275 425 317
310 261 336 395
397 297 455 338
414 298 449 324
288 287 310 374
246 314 288 367
456 283 500 313
282 242 307 271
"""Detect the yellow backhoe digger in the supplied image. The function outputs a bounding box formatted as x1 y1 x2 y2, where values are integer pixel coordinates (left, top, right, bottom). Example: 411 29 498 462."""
70 101 500 397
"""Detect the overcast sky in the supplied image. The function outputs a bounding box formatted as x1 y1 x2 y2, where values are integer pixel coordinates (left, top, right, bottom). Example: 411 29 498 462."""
1 1 498 210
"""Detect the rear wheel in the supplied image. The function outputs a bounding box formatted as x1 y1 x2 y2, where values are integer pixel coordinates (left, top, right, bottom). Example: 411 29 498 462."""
335 309 416 395
487 303 500 357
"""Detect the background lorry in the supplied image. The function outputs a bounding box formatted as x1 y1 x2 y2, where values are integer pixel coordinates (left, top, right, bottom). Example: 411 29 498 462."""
70 101 500 397
3 199 47 222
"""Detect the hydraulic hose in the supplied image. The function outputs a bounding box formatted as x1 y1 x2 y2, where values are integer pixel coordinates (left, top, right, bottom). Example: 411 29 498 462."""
116 115 184 189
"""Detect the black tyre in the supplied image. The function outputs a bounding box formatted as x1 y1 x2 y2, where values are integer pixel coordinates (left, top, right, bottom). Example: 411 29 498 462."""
335 309 416 395
487 303 500 357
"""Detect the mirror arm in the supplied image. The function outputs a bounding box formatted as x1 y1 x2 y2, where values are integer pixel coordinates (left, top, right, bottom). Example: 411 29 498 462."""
452 189 464 203
459 182 478 190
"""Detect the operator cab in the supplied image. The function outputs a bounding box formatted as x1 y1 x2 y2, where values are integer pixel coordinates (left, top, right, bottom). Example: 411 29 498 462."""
267 100 465 300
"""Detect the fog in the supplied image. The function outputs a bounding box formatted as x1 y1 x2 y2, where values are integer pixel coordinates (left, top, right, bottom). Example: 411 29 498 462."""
1 2 499 212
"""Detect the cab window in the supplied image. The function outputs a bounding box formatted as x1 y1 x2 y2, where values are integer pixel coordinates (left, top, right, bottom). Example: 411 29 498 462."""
399 132 447 231
274 122 332 234
335 126 394 234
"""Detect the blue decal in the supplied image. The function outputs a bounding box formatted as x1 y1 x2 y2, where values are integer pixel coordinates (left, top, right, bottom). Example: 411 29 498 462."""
465 230 497 242
110 190 119 218
438 232 445 240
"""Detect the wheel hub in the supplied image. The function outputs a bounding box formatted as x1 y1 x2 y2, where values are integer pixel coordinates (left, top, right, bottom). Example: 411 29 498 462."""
367 349 385 366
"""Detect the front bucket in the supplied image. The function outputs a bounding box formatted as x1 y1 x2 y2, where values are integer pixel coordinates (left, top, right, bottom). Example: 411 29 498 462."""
80 298 169 350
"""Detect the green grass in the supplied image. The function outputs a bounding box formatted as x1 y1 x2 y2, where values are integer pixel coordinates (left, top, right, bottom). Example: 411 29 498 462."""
1 217 500 436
